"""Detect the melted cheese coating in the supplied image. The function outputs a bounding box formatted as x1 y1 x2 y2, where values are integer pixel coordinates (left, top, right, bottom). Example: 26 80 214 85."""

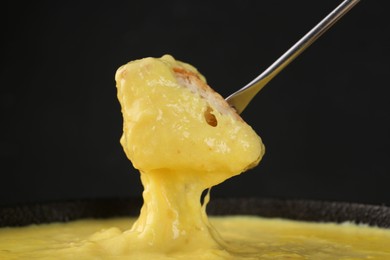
112 55 264 253
116 55 263 178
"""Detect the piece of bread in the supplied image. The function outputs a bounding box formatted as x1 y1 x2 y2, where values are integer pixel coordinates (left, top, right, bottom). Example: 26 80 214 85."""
115 55 264 186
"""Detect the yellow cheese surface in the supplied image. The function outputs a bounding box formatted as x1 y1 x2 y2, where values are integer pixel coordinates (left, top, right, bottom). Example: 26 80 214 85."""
1 216 390 259
1 55 389 259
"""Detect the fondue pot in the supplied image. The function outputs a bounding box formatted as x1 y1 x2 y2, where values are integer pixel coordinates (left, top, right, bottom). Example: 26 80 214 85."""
1 198 389 228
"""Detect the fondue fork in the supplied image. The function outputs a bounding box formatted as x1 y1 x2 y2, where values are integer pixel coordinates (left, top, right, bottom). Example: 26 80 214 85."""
225 0 360 114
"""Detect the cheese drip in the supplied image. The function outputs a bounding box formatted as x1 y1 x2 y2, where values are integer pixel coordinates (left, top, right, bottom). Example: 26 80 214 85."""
110 55 264 254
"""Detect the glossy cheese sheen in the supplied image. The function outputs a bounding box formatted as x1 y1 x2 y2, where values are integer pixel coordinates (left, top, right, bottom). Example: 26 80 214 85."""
111 55 265 254
115 55 264 177
1 216 389 259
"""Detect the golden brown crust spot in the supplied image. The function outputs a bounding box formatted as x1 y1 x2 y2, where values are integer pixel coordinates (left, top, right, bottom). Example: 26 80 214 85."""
204 106 218 127
173 67 243 122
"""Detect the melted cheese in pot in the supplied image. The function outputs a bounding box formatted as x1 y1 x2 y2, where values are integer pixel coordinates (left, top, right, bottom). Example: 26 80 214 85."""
1 217 390 259
1 55 389 259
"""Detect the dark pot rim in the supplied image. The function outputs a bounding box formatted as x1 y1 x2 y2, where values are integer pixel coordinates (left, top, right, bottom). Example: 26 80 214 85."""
1 197 389 228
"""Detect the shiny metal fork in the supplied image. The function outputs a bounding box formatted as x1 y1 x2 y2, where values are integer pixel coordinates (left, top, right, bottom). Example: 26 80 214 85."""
225 0 360 114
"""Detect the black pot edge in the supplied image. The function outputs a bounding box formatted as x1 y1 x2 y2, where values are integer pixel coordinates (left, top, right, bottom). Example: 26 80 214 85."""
208 197 390 228
1 197 389 228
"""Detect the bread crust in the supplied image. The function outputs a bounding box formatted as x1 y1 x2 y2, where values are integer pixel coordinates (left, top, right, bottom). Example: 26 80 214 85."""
173 67 243 122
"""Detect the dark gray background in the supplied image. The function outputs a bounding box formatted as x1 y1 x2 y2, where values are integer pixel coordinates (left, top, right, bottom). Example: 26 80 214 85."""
2 0 389 206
